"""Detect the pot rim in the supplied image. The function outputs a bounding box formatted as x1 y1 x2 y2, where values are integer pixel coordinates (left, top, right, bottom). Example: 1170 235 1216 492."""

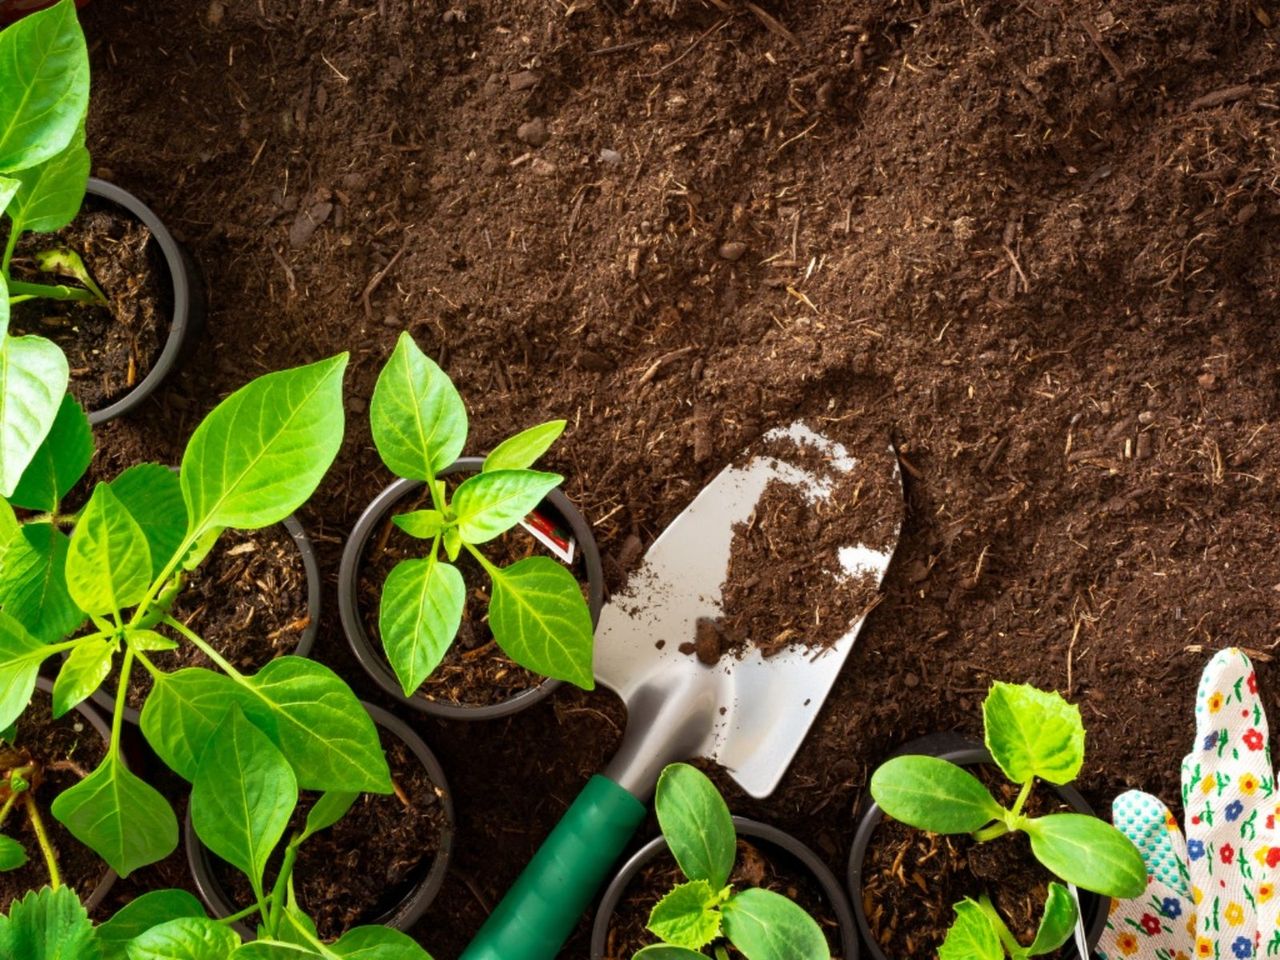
590 815 859 960
338 457 604 721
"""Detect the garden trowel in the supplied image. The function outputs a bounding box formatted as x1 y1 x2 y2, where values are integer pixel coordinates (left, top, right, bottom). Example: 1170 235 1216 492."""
460 422 901 960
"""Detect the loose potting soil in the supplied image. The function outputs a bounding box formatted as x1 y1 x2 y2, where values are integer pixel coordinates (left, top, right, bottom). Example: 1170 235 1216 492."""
81 0 1280 955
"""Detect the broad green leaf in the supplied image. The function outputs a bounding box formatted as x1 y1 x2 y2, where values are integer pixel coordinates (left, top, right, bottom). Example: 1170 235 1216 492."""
231 944 322 959
0 0 90 173
126 628 178 652
655 763 736 889
109 464 187 578
1024 813 1145 899
0 885 98 960
125 917 239 960
378 556 464 695
0 328 70 499
370 332 466 481
482 420 566 472
0 175 16 218
983 682 1085 786
298 791 359 843
140 667 240 781
65 483 152 615
721 888 829 960
192 706 297 897
8 394 91 512
646 880 722 949
937 900 1002 960
0 834 26 870
634 947 709 960
0 521 83 643
451 469 562 544
488 556 594 689
1027 883 1077 956
275 908 319 949
391 509 443 539
50 751 177 876
332 926 436 959
0 609 52 729
180 355 347 535
182 525 225 571
0 495 17 544
50 635 112 717
97 890 206 960
869 756 1004 834
5 128 89 236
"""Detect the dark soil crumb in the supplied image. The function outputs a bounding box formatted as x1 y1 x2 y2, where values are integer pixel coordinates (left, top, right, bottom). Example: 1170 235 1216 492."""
6 197 168 412
0 689 110 909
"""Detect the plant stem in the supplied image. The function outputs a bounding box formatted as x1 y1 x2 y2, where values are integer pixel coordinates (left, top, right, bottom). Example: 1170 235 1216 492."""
463 541 501 577
264 839 301 936
217 902 262 926
111 648 135 755
972 820 1011 843
979 894 1026 959
0 792 18 829
6 279 103 305
1010 779 1034 819
1 229 17 277
24 794 60 890
424 472 446 514
133 648 162 679
162 616 243 679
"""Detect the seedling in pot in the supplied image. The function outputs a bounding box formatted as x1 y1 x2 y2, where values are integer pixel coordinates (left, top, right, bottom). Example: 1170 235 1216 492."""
869 682 1146 959
368 331 594 694
0 721 64 891
633 763 829 960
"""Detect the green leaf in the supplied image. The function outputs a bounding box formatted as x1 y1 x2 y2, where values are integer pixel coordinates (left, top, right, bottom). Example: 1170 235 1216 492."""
8 394 91 513
231 944 322 959
332 926 436 959
983 682 1085 786
5 127 89 237
97 890 207 960
180 355 347 535
0 609 52 730
1027 883 1077 956
298 791 358 843
488 556 594 689
125 917 240 960
869 756 1004 834
442 526 461 562
451 469 562 544
378 556 464 695
139 667 241 782
0 0 90 173
655 763 736 889
633 947 709 960
0 327 71 499
191 705 297 897
721 888 829 960
65 483 152 616
646 880 722 949
937 900 1003 960
1024 813 1145 899
391 509 443 539
50 751 178 877
370 331 466 481
0 175 17 218
126 628 178 652
109 464 187 579
0 885 98 960
482 420 566 472
0 834 27 870
50 635 112 717
0 521 83 643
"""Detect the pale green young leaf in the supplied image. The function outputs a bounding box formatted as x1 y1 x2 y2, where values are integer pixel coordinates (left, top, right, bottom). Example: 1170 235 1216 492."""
0 176 16 218
1027 883 1077 956
983 682 1085 786
721 888 829 960
5 128 89 236
299 791 359 843
869 756 1004 834
482 420 566 472
1024 813 1145 899
66 483 152 615
391 509 443 539
451 469 562 544
139 667 241 781
655 763 736 889
182 525 225 571
0 610 52 729
378 556 464 695
488 556 594 689
110 463 187 578
0 0 90 173
8 393 91 512
443 526 461 561
34 248 105 304
370 331 466 481
937 900 1003 960
331 925 437 959
0 885 98 960
0 521 83 643
180 355 347 535
191 705 297 895
0 834 27 870
126 628 178 652
125 917 240 960
633 947 709 959
0 329 71 499
646 880 722 949
0 494 17 544
97 890 206 960
51 751 178 876
51 635 113 717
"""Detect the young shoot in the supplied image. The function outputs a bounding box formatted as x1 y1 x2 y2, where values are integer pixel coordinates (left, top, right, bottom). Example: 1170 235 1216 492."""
0 722 62 891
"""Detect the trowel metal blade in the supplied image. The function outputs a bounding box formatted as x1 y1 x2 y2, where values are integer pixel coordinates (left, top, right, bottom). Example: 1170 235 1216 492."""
594 422 901 798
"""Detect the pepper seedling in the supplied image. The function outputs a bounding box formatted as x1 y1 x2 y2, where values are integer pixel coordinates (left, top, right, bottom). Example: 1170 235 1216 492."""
870 682 1146 959
633 763 829 960
368 331 594 694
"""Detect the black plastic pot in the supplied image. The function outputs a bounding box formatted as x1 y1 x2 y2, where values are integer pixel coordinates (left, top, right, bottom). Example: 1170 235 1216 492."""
846 733 1107 960
82 177 206 425
338 457 605 721
591 817 859 960
89 512 320 726
184 700 455 939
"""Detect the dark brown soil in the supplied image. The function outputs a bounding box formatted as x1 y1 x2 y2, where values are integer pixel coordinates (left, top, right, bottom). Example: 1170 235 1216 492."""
212 726 448 941
104 524 309 711
0 689 109 908
81 0 1280 956
603 836 845 959
7 196 167 412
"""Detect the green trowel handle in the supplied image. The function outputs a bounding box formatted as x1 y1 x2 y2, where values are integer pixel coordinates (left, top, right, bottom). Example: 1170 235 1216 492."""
460 774 647 960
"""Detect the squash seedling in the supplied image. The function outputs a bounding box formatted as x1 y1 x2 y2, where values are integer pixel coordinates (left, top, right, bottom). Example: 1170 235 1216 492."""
368 331 594 695
870 682 1146 960
633 763 829 960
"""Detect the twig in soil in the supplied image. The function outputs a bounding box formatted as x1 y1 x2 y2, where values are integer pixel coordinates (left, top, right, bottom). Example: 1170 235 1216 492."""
637 346 695 385
391 778 411 808
744 1 797 43
1003 244 1029 293
558 706 622 736
46 759 90 779
587 39 645 55
896 451 923 479
359 237 411 320
1066 618 1082 696
266 615 310 641
775 120 820 155
1079 19 1126 80
319 53 349 83
643 17 731 77
461 640 498 661
458 872 493 913
1188 84 1254 111
269 244 296 296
